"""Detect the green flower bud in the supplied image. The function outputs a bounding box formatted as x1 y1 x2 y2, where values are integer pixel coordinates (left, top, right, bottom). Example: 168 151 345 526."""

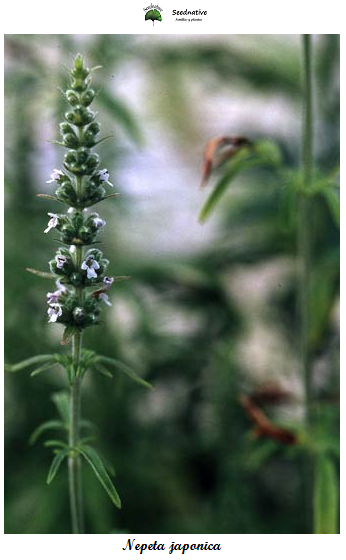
56 183 78 205
60 122 75 135
62 133 79 149
85 153 100 174
72 57 90 80
66 90 79 106
87 122 101 135
71 210 84 229
81 89 95 107
71 78 89 92
65 107 95 127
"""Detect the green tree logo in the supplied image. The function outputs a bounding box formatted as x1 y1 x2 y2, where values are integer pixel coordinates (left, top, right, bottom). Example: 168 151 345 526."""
145 8 162 25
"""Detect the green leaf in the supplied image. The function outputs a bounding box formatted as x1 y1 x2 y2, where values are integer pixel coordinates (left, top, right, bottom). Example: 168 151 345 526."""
36 194 65 204
79 436 96 445
51 392 70 423
30 362 58 377
97 89 142 146
5 354 56 373
78 445 121 508
322 187 340 227
29 419 66 445
26 268 56 279
80 419 96 432
43 439 67 449
94 364 113 378
314 454 339 534
199 155 261 223
145 9 162 25
47 448 69 484
199 141 281 223
96 356 153 389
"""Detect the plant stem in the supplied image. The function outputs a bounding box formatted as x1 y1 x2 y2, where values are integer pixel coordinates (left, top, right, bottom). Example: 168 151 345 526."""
299 34 314 534
68 235 85 533
299 34 313 426
68 373 82 533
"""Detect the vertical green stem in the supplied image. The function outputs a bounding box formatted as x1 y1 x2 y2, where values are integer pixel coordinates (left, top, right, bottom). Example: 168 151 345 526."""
299 34 313 425
68 215 85 532
299 34 314 534
68 373 82 533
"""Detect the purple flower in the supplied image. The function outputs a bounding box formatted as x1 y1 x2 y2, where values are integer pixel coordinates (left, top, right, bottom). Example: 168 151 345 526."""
81 255 100 279
46 290 60 305
99 293 112 306
93 213 106 228
103 276 114 289
46 169 63 184
46 280 67 305
98 168 113 186
47 303 63 323
44 213 59 233
55 254 68 270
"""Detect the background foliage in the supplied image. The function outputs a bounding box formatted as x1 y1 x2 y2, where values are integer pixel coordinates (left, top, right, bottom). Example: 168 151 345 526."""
4 34 339 534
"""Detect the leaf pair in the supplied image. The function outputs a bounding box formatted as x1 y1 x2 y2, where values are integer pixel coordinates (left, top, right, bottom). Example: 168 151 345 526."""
46 444 121 509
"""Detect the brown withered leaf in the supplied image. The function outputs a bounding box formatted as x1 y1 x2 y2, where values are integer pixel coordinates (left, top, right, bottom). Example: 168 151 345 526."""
250 382 294 406
200 136 252 189
239 394 297 445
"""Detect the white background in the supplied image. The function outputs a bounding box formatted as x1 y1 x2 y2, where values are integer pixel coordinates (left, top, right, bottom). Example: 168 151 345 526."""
1 0 343 555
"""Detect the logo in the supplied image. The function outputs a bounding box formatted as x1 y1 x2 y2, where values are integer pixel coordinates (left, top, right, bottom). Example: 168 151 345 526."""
143 4 163 25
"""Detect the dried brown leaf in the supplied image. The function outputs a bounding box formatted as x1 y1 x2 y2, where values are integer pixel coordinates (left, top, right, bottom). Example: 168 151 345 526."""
200 136 252 189
239 394 297 445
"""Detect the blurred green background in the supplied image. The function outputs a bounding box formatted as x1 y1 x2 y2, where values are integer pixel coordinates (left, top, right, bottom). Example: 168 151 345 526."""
4 34 339 534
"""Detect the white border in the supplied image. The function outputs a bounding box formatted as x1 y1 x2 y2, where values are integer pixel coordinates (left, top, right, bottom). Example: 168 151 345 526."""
1 0 343 555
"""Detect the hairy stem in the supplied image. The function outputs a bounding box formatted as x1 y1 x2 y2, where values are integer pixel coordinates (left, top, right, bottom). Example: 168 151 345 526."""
68 229 85 532
68 373 83 533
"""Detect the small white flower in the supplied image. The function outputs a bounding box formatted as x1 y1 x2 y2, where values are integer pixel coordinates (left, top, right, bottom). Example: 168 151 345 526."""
55 254 68 269
44 213 59 234
103 276 114 289
46 169 63 184
99 293 112 306
55 279 67 292
47 280 67 304
46 290 60 305
67 207 74 214
98 168 113 186
93 213 106 228
99 169 109 182
47 303 63 323
81 255 100 279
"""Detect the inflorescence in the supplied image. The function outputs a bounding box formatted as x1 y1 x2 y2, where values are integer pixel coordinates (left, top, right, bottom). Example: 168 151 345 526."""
43 54 115 332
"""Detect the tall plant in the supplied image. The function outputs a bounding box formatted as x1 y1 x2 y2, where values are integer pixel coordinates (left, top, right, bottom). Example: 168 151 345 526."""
6 54 151 534
197 35 339 534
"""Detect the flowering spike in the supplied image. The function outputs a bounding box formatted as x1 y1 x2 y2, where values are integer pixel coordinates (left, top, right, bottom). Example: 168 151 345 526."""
4 54 142 533
43 55 119 331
